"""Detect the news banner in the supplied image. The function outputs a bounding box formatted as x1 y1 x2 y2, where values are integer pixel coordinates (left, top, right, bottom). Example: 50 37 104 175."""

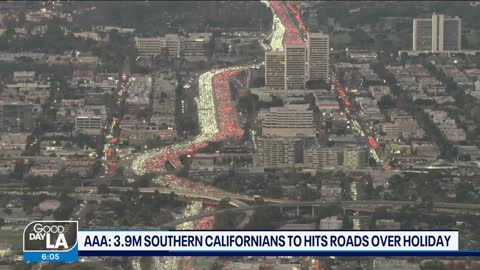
23 221 480 263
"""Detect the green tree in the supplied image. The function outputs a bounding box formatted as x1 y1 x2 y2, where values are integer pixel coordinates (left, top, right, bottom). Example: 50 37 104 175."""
97 183 110 194
53 194 75 220
213 198 236 230
456 182 475 202
378 95 395 111
244 205 282 230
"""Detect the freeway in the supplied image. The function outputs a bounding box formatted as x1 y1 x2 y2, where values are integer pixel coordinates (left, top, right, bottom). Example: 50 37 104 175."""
160 200 480 228
74 186 285 205
73 186 480 212
124 1 298 206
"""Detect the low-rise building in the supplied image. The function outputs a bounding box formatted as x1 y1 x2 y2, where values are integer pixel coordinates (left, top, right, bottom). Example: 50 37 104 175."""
27 158 62 177
64 157 97 177
321 179 342 201
369 85 390 102
380 110 425 141
314 93 340 112
348 51 377 62
412 143 441 161
424 109 466 142
437 64 473 88
121 124 176 145
0 133 29 158
343 146 367 169
355 97 384 123
13 71 35 82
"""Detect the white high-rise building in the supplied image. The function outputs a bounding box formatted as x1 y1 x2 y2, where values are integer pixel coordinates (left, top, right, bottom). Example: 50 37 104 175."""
308 33 329 81
265 51 286 90
285 44 306 90
413 13 461 52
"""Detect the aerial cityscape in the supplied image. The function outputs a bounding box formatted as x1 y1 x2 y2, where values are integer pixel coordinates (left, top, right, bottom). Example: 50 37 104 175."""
0 0 479 269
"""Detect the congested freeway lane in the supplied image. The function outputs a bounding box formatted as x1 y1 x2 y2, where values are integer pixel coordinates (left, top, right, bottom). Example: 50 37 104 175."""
122 2 306 230
129 0 307 194
131 66 247 176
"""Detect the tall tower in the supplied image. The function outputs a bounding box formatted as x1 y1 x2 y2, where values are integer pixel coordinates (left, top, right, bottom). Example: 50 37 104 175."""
265 50 286 90
443 15 461 51
413 13 461 52
308 33 329 81
413 18 433 51
285 44 306 90
431 14 441 52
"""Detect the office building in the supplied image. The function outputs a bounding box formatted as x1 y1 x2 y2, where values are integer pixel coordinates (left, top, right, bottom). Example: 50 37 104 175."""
254 136 304 169
285 44 306 89
260 104 315 137
321 178 342 201
443 16 462 50
265 51 286 90
413 13 461 52
13 71 35 82
0 102 33 132
303 145 341 169
134 35 180 58
182 33 211 62
164 34 182 58
303 144 367 169
134 37 165 56
151 75 177 129
308 33 329 81
135 33 210 60
74 106 106 135
343 146 367 169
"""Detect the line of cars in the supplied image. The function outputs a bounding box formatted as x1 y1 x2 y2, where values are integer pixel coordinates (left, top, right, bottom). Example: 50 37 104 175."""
131 66 246 176
332 70 391 171
103 75 129 175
